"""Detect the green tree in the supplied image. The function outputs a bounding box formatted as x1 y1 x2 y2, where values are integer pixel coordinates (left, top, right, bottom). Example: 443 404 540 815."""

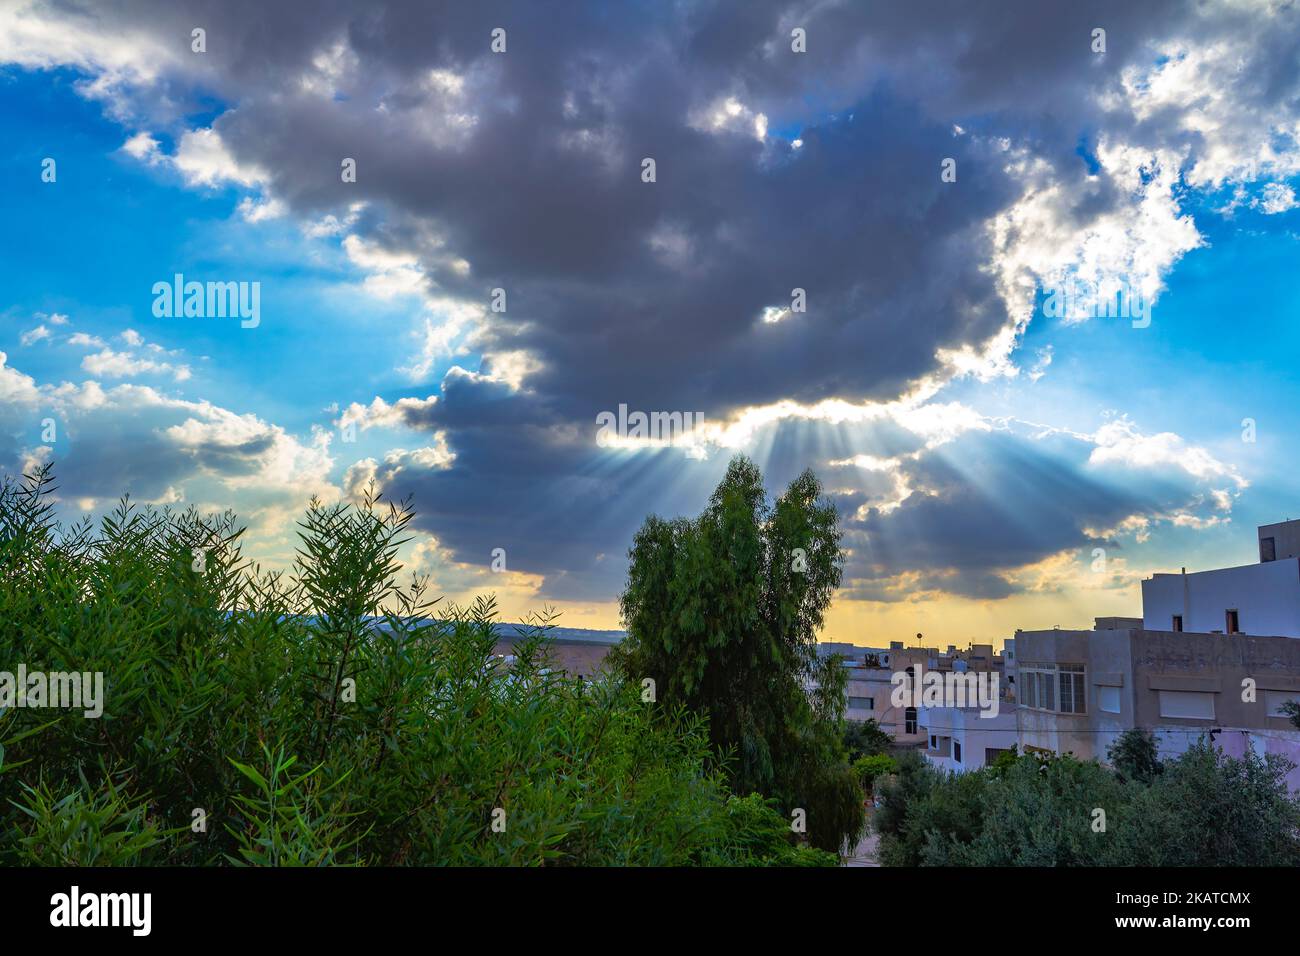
947 753 1128 866
611 455 862 853
1106 728 1162 784
1281 700 1300 730
874 749 944 865
873 740 1300 867
852 753 898 795
844 718 893 761
1119 740 1300 866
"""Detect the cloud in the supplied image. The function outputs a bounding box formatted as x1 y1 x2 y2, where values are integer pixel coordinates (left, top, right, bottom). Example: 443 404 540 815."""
0 353 337 546
122 130 164 166
172 127 269 189
1255 183 1299 215
1088 415 1247 488
80 348 190 382
5 0 1299 607
19 325 51 346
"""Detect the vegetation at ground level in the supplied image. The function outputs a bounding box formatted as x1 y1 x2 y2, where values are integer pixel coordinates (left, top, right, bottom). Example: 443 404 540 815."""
0 466 836 866
875 730 1300 866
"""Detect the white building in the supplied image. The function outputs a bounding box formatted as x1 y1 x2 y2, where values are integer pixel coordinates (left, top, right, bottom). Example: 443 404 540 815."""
920 705 1017 772
1141 520 1300 637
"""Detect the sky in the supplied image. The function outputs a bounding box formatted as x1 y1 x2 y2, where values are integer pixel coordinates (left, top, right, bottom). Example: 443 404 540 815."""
2 0 1300 645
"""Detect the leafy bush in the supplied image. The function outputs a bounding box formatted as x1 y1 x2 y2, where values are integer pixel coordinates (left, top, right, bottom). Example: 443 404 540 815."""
1119 740 1300 866
844 719 893 761
0 466 829 866
1106 728 1162 785
874 742 1300 866
942 752 1125 865
852 753 897 794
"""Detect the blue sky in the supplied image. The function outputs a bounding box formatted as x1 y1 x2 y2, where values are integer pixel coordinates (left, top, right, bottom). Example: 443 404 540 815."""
3 68 436 442
3 0 1300 641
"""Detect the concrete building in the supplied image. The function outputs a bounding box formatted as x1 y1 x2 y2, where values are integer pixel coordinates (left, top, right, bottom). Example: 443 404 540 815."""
916 639 1018 772
1141 520 1300 637
818 640 1011 748
920 705 1018 772
1015 622 1300 788
1004 523 1300 787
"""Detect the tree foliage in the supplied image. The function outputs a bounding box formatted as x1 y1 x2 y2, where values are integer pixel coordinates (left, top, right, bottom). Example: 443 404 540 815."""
844 718 893 761
875 741 1300 866
1106 728 1162 785
0 465 834 866
611 455 863 853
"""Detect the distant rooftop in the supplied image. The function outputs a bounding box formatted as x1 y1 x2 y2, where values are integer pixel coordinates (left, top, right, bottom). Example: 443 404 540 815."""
493 624 625 646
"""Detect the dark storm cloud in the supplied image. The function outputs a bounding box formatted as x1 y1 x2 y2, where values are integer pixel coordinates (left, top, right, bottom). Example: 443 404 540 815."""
93 0 1192 416
835 425 1223 600
16 0 1291 600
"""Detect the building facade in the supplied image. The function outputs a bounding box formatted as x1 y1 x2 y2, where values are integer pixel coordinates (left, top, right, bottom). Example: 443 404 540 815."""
819 640 1011 748
1015 623 1300 788
1141 519 1300 637
920 704 1018 772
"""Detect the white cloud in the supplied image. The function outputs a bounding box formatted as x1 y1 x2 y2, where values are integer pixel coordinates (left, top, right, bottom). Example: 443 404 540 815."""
689 95 769 143
297 36 359 98
0 352 41 405
0 3 180 119
342 233 427 298
338 394 439 432
68 332 107 349
303 203 366 239
81 347 190 382
237 195 287 223
20 325 51 346
341 439 456 499
1255 183 1299 215
1088 415 1247 488
173 127 269 189
122 131 164 166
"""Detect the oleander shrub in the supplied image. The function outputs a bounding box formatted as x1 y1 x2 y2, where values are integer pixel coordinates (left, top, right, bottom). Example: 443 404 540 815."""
0 465 833 866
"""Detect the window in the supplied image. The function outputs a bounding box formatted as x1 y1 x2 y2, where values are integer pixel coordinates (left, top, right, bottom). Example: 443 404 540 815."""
1021 663 1082 713
1261 536 1277 562
1226 609 1240 634
929 734 938 749
1022 670 1040 709
1266 691 1299 717
1098 685 1121 714
1171 614 1183 632
952 741 962 764
848 696 874 710
1058 664 1086 714
904 707 918 735
1158 690 1215 720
